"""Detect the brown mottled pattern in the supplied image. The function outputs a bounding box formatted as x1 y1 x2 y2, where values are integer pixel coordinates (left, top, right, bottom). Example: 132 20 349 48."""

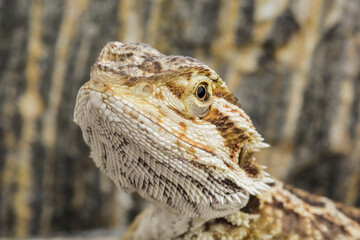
92 42 220 87
335 203 360 224
283 184 326 208
165 81 186 99
176 181 360 239
265 182 358 239
202 108 259 177
212 86 242 109
203 108 239 151
238 153 260 178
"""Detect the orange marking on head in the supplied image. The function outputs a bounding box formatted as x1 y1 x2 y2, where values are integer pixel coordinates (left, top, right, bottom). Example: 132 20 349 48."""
179 122 187 132
171 130 216 156
224 161 235 170
155 90 164 100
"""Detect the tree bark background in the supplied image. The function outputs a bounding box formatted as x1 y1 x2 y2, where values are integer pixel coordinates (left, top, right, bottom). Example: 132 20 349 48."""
0 0 359 237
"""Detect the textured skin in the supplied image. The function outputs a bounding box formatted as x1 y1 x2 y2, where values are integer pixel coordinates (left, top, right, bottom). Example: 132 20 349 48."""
177 181 360 240
74 42 360 239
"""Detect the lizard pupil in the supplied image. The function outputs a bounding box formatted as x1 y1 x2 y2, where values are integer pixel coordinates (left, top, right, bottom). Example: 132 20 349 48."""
196 84 207 101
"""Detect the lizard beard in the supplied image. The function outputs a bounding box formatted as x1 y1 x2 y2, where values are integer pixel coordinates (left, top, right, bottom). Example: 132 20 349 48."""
75 89 252 219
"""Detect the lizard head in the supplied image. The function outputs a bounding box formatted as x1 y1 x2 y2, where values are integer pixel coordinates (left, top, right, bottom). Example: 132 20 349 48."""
74 42 272 219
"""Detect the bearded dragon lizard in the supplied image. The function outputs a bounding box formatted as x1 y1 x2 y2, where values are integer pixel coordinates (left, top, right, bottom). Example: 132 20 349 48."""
74 42 360 240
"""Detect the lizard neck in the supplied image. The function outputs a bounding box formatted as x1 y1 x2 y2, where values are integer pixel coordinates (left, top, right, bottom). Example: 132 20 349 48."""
133 204 207 240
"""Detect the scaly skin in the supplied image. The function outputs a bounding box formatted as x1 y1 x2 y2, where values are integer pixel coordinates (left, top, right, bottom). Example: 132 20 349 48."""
74 42 360 239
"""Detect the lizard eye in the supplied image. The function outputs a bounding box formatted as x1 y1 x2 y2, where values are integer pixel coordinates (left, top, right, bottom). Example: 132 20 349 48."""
195 83 209 101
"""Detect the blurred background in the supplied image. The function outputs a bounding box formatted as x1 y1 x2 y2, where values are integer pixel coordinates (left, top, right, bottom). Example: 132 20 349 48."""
0 0 359 238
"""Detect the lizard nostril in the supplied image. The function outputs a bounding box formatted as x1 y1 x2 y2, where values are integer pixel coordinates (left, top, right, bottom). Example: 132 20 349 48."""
136 82 153 96
89 79 107 92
